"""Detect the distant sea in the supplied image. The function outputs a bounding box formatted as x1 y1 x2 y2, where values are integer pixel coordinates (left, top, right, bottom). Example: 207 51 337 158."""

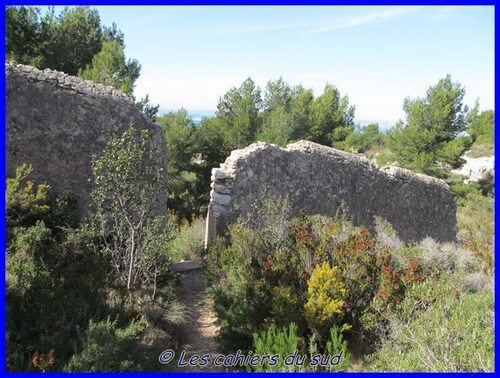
158 108 396 131
158 108 215 125
355 120 397 132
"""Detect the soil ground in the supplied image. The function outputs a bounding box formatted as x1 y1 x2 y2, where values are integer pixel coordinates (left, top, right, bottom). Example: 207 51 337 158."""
172 262 235 372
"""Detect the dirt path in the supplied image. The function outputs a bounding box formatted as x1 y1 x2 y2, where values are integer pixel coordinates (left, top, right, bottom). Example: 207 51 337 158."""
173 262 229 372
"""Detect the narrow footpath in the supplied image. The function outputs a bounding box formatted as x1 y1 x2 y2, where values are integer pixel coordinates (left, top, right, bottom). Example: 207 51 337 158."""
171 261 230 372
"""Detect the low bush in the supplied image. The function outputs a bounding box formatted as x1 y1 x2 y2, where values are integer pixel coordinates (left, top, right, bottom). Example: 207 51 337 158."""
466 139 493 158
7 143 181 371
304 262 346 340
365 272 493 372
207 191 492 372
252 322 305 372
64 318 145 372
167 216 205 262
207 192 426 353
251 323 350 372
457 192 494 254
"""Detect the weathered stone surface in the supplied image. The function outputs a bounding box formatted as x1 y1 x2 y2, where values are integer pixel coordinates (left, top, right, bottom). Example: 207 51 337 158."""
205 141 457 247
6 63 168 218
451 155 494 183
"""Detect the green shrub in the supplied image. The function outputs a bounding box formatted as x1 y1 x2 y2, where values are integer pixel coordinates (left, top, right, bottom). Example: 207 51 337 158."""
207 191 299 350
466 141 493 158
6 163 50 233
269 285 300 329
365 273 493 372
167 216 205 262
322 325 351 372
64 318 145 372
252 323 351 372
457 192 494 253
208 193 425 351
364 146 396 167
252 323 306 372
6 159 179 372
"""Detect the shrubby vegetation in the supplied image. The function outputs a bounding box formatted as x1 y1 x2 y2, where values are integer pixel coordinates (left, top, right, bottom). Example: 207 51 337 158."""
6 129 184 372
205 191 493 372
251 322 350 372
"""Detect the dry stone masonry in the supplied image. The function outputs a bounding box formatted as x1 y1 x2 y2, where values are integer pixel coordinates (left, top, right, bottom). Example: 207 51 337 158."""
205 141 457 247
6 63 168 218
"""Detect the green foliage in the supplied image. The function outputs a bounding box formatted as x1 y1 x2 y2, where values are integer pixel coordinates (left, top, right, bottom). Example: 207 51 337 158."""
333 230 389 320
167 216 205 262
388 75 472 177
467 108 494 157
206 191 297 350
6 165 112 371
6 221 52 297
207 192 423 353
190 123 232 216
304 262 346 339
6 161 181 372
217 78 262 149
365 273 493 372
263 77 293 113
90 126 168 291
78 40 141 96
309 84 355 146
6 6 133 76
64 318 144 372
344 123 385 153
6 6 47 66
157 109 201 218
456 192 494 266
252 323 306 372
364 145 397 167
135 94 159 122
256 106 293 146
6 164 50 233
6 6 156 113
289 85 314 140
42 6 104 75
252 323 351 372
322 325 351 372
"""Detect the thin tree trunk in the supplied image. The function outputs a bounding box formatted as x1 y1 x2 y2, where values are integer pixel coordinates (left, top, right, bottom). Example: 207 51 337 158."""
152 266 158 301
127 229 136 291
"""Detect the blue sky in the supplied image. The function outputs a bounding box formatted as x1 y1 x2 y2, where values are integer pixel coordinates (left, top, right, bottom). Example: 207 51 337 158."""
90 5 493 122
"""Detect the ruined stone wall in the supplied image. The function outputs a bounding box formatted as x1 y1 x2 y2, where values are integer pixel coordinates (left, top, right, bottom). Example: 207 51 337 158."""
6 63 168 218
205 141 457 246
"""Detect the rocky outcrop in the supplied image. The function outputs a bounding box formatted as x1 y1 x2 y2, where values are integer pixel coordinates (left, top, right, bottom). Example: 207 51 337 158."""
205 141 457 247
6 63 168 218
451 155 494 183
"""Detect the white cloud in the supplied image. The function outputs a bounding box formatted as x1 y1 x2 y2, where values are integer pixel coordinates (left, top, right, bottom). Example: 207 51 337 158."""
312 6 420 33
209 22 306 35
431 6 458 20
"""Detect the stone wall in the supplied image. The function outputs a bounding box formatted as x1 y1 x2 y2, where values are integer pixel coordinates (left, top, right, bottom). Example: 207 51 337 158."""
6 63 168 218
205 141 457 247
